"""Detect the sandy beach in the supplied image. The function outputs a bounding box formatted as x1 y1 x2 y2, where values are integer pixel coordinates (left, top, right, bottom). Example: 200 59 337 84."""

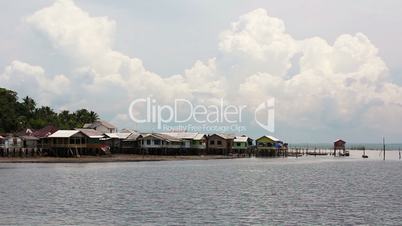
0 154 235 163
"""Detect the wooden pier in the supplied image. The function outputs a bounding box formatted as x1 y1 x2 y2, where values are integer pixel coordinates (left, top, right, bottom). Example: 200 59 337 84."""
0 147 43 158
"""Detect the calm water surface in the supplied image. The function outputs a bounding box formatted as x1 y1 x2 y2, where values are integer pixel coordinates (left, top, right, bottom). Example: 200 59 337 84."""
1 151 402 225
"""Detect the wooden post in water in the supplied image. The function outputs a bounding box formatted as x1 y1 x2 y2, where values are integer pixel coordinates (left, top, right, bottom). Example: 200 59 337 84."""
383 137 386 161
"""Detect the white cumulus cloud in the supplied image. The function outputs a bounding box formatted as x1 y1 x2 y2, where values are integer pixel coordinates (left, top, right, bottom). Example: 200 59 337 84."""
1 1 401 140
0 60 70 106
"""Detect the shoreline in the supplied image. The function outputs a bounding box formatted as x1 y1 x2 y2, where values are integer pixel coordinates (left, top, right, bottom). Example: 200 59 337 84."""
0 154 236 163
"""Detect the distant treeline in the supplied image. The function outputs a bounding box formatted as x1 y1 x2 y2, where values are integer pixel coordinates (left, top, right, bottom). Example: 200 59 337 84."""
0 87 99 133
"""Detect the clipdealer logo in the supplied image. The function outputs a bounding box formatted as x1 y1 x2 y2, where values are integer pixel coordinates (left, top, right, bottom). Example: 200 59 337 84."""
128 97 275 132
254 98 275 132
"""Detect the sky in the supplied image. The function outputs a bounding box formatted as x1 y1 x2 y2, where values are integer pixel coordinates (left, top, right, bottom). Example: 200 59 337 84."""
0 0 402 142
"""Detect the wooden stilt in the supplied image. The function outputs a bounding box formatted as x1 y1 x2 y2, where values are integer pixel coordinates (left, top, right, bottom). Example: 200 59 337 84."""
383 137 386 161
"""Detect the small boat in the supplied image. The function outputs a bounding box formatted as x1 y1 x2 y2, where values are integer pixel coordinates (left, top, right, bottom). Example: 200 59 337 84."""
340 150 350 156
362 149 368 158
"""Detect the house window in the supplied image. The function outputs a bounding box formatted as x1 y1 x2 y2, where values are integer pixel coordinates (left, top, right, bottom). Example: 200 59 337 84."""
154 140 161 145
217 140 222 145
210 140 215 145
146 140 151 145
236 143 241 146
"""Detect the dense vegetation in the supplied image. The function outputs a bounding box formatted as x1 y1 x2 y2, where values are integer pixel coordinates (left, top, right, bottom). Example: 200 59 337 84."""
0 87 99 133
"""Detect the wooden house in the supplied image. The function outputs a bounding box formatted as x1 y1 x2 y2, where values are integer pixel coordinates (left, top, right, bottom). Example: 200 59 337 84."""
102 132 143 154
141 133 183 155
1 135 38 157
121 132 142 154
207 134 234 155
256 135 283 156
20 136 39 148
233 136 253 155
3 135 23 148
6 128 41 148
33 125 58 148
103 133 131 153
333 139 348 156
161 132 207 155
0 135 5 148
334 139 346 150
256 135 282 148
83 120 117 133
46 129 106 156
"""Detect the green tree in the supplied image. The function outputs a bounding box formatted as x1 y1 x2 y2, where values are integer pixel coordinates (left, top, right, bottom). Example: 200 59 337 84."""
0 88 19 132
89 111 99 122
57 110 72 129
18 96 37 128
21 96 36 114
33 106 58 129
0 87 102 132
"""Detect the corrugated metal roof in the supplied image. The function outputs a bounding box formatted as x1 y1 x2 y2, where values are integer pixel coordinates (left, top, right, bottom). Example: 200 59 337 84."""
84 120 117 129
142 133 181 142
99 120 117 129
20 135 40 141
76 129 104 138
48 130 79 138
257 135 280 142
105 133 131 139
161 132 206 140
125 132 142 141
334 139 346 143
31 125 58 138
120 128 136 133
83 123 92 128
234 136 249 142
193 133 206 140
210 133 235 140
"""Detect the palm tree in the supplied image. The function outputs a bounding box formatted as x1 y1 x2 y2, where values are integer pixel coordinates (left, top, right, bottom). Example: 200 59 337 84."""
89 111 99 122
22 96 36 114
58 110 72 129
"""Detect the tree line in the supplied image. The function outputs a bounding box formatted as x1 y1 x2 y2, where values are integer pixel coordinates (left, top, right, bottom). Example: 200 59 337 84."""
0 87 99 133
